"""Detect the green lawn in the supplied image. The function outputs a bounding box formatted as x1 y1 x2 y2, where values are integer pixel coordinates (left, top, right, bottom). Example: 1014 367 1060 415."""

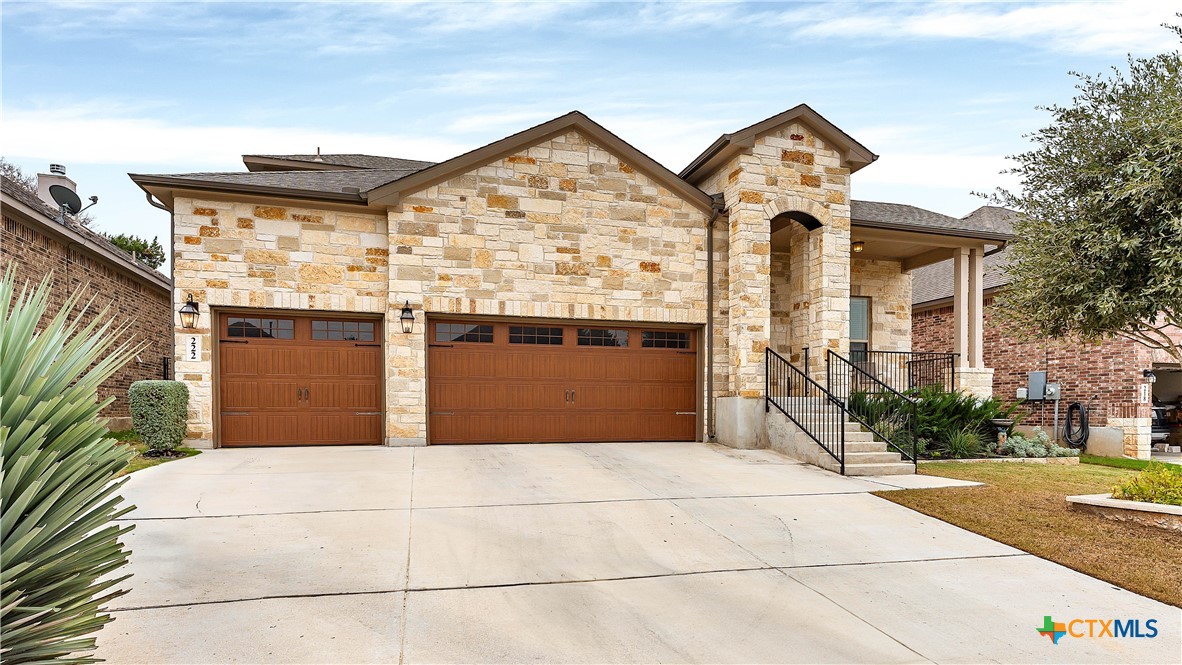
1080 454 1178 471
109 430 200 477
875 461 1182 608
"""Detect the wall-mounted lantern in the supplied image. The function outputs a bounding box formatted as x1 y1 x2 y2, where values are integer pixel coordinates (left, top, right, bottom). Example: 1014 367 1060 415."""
1143 369 1157 384
852 241 865 253
178 294 200 329
399 301 415 334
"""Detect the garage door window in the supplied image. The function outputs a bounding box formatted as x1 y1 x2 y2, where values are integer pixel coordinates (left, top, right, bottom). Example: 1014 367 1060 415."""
436 322 494 343
642 330 689 349
312 320 375 341
578 328 629 347
509 326 563 345
227 317 294 339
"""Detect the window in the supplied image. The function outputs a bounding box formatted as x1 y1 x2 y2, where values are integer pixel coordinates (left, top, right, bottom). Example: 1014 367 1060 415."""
642 330 690 349
312 320 375 341
435 322 493 343
227 317 294 339
578 328 629 347
850 297 870 361
509 326 563 345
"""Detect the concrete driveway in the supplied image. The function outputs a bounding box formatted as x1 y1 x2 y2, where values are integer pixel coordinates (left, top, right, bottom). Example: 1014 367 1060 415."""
96 442 1179 664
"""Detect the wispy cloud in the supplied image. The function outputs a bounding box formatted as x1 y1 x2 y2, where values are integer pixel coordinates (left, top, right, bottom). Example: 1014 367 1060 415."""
2 106 470 166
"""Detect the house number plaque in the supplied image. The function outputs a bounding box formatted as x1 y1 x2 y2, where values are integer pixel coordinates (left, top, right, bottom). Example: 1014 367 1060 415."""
185 335 202 362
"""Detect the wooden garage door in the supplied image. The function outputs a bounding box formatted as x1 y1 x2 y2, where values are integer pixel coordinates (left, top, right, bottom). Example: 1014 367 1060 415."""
218 314 382 447
428 320 697 443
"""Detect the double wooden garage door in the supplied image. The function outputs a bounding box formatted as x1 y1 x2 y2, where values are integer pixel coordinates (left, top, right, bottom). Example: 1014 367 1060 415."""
218 314 383 446
428 320 698 444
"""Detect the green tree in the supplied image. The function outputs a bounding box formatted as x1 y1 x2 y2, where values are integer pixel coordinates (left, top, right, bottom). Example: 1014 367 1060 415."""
104 233 166 270
993 25 1182 362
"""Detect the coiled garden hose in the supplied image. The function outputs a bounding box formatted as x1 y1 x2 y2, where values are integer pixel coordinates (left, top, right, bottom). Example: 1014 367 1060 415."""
1063 401 1089 448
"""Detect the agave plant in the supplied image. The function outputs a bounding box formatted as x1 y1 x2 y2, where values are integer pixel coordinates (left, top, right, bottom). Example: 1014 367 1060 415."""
1 267 141 664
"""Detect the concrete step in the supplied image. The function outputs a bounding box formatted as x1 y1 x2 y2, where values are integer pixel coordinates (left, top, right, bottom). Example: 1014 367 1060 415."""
844 431 876 443
844 451 903 465
844 462 916 476
844 440 890 453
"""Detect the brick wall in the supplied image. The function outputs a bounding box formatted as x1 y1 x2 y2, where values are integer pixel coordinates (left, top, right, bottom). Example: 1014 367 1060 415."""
3 213 172 421
913 295 1149 427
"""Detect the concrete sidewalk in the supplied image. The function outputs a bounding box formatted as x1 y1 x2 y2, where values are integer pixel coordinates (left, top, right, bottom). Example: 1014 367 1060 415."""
95 442 1180 664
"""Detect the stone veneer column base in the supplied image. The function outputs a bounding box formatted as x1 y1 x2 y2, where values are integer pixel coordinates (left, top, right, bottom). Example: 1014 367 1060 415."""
714 397 768 450
955 367 994 399
1105 417 1152 460
386 437 428 447
183 438 215 450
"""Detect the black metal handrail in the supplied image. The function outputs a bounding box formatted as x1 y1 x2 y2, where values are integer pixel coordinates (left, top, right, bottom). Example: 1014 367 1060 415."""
765 348 845 474
827 351 918 465
848 350 957 394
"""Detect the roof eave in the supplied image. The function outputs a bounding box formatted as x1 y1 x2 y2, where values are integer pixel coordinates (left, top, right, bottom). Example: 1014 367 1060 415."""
1 192 171 292
850 218 1013 243
129 174 370 208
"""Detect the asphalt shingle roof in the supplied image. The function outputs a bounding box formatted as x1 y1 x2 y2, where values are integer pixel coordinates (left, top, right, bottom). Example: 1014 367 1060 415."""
851 200 1013 238
248 154 436 171
149 168 421 195
2 176 170 281
910 206 1019 305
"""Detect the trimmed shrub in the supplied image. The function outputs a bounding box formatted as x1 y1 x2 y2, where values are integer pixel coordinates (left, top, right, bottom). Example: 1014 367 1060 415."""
1112 463 1182 506
999 430 1079 458
1 268 139 662
129 380 190 453
850 385 1024 458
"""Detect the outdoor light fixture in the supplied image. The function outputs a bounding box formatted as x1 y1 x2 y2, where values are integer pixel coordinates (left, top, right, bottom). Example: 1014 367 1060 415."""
399 301 415 334
852 241 865 253
1143 369 1157 384
178 294 200 329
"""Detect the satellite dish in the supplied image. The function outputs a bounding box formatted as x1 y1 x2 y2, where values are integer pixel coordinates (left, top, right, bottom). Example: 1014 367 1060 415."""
49 184 82 214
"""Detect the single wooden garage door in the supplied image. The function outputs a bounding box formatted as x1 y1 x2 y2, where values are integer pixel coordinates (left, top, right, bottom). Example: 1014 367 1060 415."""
218 314 382 446
428 319 698 443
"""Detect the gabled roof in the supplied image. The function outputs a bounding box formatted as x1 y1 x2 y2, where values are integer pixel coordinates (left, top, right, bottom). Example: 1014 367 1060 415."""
365 111 717 213
131 168 419 206
851 200 1012 242
680 104 878 184
243 153 436 172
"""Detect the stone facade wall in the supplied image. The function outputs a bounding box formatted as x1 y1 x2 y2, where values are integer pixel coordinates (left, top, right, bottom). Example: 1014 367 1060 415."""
851 258 910 353
172 198 388 446
3 212 171 424
385 130 711 444
699 121 852 390
914 294 1155 456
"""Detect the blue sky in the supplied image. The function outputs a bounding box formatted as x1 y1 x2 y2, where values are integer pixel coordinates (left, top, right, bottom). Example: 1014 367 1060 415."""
3 1 1178 271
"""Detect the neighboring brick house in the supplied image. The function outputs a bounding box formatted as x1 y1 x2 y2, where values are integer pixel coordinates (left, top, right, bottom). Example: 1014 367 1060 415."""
130 105 1008 465
2 169 173 428
912 206 1178 459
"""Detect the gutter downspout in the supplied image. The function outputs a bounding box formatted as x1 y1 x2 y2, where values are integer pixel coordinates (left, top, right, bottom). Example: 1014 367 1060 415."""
706 194 726 441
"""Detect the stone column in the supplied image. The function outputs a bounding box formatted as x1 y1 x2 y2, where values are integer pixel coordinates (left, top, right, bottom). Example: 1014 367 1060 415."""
714 199 771 449
954 246 993 397
805 219 851 382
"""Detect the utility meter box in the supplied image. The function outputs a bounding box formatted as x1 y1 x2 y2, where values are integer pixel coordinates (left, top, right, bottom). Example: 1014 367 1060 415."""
1045 383 1061 400
1027 371 1047 401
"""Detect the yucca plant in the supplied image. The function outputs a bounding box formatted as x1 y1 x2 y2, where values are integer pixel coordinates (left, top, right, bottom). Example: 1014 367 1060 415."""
1 267 141 664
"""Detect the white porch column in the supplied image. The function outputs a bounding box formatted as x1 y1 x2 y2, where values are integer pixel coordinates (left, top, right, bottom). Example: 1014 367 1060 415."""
953 246 993 397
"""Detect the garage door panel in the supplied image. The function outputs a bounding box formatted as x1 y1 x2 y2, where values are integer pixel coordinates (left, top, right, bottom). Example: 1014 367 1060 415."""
218 314 382 447
428 319 697 444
